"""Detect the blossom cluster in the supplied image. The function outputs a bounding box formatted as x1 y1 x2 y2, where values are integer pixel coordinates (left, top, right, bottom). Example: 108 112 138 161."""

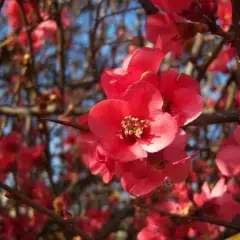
137 179 240 239
4 0 71 53
80 41 203 196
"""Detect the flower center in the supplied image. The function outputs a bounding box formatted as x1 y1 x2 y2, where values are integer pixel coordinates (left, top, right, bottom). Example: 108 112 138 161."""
121 115 150 141
162 100 171 113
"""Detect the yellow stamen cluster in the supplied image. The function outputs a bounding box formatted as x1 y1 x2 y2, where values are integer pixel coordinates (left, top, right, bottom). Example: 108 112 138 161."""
121 115 149 139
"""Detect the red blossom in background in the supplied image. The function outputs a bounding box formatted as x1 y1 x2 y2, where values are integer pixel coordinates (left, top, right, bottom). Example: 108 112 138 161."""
193 178 240 221
218 0 232 31
0 132 45 181
216 126 240 177
4 0 71 52
146 12 208 56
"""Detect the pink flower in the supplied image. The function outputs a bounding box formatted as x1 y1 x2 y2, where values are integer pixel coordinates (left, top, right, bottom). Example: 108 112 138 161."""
216 126 240 176
101 47 164 99
5 0 72 53
103 58 203 126
137 201 188 240
218 0 232 31
80 132 115 183
180 0 218 23
0 133 44 179
119 130 192 196
89 81 177 161
0 132 22 170
76 209 110 237
142 69 203 126
194 178 240 221
146 13 208 56
4 0 38 30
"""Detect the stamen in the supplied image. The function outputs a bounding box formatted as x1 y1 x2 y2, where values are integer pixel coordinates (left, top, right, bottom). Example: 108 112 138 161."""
121 115 150 141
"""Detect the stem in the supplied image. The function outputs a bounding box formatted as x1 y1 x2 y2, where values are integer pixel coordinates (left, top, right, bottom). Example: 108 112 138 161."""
0 183 92 240
140 204 240 231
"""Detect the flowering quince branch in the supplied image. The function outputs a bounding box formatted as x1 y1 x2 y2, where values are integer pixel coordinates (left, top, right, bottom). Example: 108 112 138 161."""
187 111 240 126
0 183 93 240
54 0 66 99
16 0 37 91
197 38 225 81
0 104 88 116
139 204 240 232
94 207 134 240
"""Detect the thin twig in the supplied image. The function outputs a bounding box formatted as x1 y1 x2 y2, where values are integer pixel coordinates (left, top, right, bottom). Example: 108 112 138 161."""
0 183 92 240
197 38 225 81
55 0 66 99
140 204 240 231
94 207 133 240
16 0 37 91
41 118 88 132
187 111 240 126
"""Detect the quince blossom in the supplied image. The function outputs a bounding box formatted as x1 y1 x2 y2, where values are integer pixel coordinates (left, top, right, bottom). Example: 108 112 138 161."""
89 80 177 161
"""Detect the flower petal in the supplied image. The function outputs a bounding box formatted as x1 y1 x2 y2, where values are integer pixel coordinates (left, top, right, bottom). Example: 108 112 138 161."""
216 145 240 176
127 47 164 74
88 99 131 139
171 88 203 126
121 171 165 197
139 113 178 152
234 126 240 146
166 162 190 183
158 69 200 101
122 80 163 120
100 68 127 98
146 13 177 46
101 137 147 161
211 178 227 198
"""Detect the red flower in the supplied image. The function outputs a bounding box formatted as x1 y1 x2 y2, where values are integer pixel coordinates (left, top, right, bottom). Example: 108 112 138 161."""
76 209 110 237
102 56 202 126
80 132 115 183
142 69 203 126
146 13 208 56
119 130 192 196
194 178 240 221
218 0 232 31
4 0 38 30
101 47 164 99
5 0 71 53
0 132 22 170
216 126 240 176
137 201 187 240
0 133 44 180
89 81 177 161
